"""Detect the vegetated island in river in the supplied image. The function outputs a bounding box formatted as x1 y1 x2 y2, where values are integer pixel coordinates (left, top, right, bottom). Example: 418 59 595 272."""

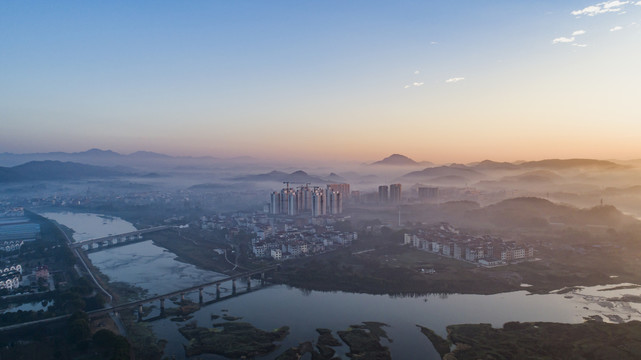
178 315 392 360
419 320 641 360
179 320 289 358
276 321 392 360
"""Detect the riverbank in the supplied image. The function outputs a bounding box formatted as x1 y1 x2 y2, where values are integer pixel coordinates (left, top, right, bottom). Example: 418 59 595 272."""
148 228 242 275
420 320 641 359
271 231 641 296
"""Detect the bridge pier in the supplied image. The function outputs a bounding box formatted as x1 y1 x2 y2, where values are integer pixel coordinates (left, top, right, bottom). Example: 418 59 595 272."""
261 272 265 285
246 277 251 291
199 288 204 304
232 279 236 295
216 284 221 299
181 293 185 302
160 298 165 316
138 304 143 322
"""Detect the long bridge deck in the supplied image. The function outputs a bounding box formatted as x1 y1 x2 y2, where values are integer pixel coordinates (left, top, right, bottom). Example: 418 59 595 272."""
0 266 278 332
70 226 171 249
88 265 278 318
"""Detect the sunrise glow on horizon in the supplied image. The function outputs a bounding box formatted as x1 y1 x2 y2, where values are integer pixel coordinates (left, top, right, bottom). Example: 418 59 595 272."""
1 1 641 163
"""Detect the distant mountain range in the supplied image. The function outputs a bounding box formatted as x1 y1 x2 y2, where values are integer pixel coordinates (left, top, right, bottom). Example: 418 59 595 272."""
393 157 628 184
0 148 229 168
372 154 625 175
0 150 629 178
0 161 128 182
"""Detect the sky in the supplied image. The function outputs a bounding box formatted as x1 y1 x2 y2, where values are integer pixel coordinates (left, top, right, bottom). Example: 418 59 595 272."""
1 1 640 163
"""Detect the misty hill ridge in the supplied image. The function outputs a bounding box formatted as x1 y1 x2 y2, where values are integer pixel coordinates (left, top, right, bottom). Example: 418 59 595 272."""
79 148 121 157
0 161 127 182
467 197 637 228
466 158 624 171
231 170 329 184
518 159 625 170
500 170 562 183
472 160 519 170
400 165 485 181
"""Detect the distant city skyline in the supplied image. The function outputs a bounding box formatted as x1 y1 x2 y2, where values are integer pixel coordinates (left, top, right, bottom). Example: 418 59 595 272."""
2 1 640 163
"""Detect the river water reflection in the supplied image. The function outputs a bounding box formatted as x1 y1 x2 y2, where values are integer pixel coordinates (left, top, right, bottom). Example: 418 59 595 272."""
41 211 641 359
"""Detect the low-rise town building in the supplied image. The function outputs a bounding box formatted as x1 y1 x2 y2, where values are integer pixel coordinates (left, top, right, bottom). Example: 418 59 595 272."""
404 223 534 266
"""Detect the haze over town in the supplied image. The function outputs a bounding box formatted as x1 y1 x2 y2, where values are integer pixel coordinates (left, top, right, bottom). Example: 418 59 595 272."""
3 1 641 360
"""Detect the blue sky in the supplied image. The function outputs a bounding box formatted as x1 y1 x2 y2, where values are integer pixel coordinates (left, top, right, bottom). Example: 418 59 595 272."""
1 1 640 162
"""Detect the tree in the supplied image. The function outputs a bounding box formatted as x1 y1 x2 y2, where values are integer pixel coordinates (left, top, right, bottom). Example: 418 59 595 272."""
67 311 90 344
93 329 131 360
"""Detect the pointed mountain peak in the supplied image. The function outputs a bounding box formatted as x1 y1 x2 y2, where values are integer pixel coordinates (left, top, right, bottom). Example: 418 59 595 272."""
371 154 419 166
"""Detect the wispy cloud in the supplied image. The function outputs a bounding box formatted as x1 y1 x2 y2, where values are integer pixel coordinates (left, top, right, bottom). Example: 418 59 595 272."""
414 70 420 75
553 30 588 46
571 1 630 16
572 43 588 47
636 1 641 5
430 41 438 45
552 36 575 44
610 25 623 31
445 77 465 83
404 82 424 89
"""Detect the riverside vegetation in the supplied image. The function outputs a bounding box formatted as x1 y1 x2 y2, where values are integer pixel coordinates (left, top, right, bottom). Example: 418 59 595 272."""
419 320 641 360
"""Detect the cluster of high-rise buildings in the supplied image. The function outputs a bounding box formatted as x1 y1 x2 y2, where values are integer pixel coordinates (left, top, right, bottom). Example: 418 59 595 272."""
378 184 402 203
269 184 349 217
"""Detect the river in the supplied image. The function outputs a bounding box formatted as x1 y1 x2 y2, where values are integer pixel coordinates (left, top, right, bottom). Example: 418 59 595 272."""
41 211 641 359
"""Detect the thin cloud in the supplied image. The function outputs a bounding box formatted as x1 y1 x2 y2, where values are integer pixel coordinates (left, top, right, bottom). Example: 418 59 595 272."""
572 43 588 47
414 70 420 75
636 1 641 5
605 0 630 7
610 25 623 31
430 41 438 45
552 36 575 44
445 77 465 83
571 1 630 16
572 30 586 36
404 82 424 89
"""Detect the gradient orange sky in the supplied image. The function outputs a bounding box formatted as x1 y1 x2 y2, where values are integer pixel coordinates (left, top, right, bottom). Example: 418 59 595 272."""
1 1 640 163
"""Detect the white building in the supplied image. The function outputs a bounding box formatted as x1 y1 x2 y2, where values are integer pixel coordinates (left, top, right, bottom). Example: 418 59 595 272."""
271 249 282 260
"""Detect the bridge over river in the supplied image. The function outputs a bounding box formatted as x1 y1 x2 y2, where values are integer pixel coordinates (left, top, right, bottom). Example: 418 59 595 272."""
69 226 171 250
88 265 279 321
0 266 279 332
